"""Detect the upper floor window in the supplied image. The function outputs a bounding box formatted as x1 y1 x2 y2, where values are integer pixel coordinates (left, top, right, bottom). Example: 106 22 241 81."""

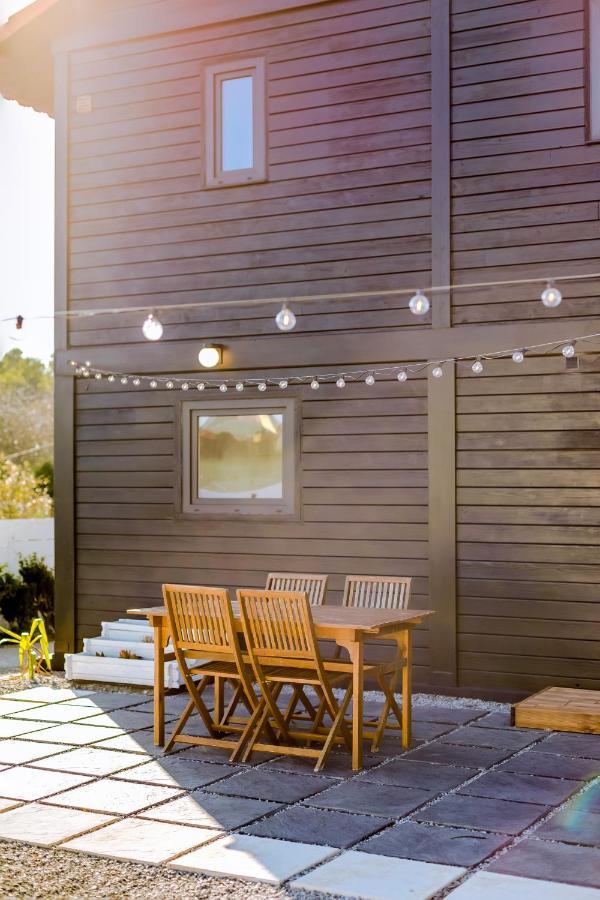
589 1 600 139
204 58 266 186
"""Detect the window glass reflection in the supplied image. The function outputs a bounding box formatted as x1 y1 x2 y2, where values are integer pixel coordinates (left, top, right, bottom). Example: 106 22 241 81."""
221 75 253 171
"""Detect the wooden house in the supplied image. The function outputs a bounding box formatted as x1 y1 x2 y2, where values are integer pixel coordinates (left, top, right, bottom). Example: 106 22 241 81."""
2 0 600 700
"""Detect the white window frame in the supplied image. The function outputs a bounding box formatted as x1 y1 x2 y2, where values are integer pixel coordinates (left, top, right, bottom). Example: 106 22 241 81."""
588 0 600 140
204 57 267 187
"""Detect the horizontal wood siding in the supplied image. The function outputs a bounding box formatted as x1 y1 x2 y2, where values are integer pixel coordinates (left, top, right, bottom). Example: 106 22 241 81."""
456 354 600 693
450 0 600 325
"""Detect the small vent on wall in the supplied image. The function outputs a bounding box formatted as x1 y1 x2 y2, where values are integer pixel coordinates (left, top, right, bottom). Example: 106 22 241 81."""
75 95 93 114
565 356 579 370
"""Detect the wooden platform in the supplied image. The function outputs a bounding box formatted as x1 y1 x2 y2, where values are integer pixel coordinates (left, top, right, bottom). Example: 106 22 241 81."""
513 687 600 734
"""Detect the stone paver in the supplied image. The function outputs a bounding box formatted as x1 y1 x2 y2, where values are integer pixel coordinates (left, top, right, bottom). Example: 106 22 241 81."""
359 820 509 867
33 746 148 777
0 739 66 765
242 804 385 848
412 706 484 726
63 816 217 864
414 794 547 835
405 742 513 769
531 733 600 760
263 752 380 778
1 687 92 703
412 721 456 741
170 833 336 885
489 838 600 889
176 743 273 766
7 704 102 724
458 771 581 806
49 777 182 814
0 766 91 801
0 699 43 716
77 709 157 730
140 790 282 830
358 758 477 791
440 725 542 752
470 711 514 729
0 802 114 846
208 768 331 803
59 692 149 710
115 757 239 790
535 809 600 847
0 718 54 738
499 751 600 781
447 871 600 900
93 729 175 756
292 849 465 898
19 722 120 745
305 780 432 818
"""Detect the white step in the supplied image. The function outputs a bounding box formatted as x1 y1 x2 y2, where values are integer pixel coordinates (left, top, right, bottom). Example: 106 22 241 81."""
65 653 182 688
101 620 155 643
83 637 154 661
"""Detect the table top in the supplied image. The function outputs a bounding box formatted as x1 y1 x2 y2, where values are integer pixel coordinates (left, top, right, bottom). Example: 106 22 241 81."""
128 604 433 640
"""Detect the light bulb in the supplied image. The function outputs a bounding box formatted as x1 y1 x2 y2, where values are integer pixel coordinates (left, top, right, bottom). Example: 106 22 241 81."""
541 281 562 308
365 374 375 385
82 369 90 378
409 289 430 316
94 372 102 380
561 343 575 358
236 382 244 391
336 377 346 388
181 382 189 390
219 383 228 392
258 382 267 392
472 359 484 375
166 380 174 389
275 304 296 332
198 345 222 368
432 366 443 378
149 380 158 389
512 350 524 364
142 313 163 341
69 360 77 367
132 377 141 386
278 379 288 390
197 383 205 391
397 370 408 382
310 378 320 390
85 360 91 367
107 375 115 383
120 376 128 384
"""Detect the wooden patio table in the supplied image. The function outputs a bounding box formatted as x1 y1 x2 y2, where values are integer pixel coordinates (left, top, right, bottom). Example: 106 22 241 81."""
128 603 433 771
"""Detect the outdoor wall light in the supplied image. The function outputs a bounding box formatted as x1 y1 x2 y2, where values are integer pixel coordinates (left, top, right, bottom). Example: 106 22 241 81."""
198 344 223 368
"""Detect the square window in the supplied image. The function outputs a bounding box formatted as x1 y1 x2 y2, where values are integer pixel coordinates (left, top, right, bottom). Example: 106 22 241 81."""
205 58 266 186
180 399 298 518
589 1 600 139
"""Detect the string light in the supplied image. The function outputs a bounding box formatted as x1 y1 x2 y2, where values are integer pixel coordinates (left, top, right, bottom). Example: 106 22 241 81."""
541 281 562 308
471 359 484 375
107 375 115 383
279 380 288 389
275 303 296 332
94 372 102 380
219 383 228 392
408 290 430 316
236 382 244 391
397 370 408 382
512 350 525 363
365 374 375 385
561 343 575 358
120 376 128 384
310 378 320 389
258 382 267 392
432 366 443 378
132 377 141 386
142 313 163 341
149 380 158 388
197 383 205 391
166 381 174 389
181 382 189 390
336 377 346 388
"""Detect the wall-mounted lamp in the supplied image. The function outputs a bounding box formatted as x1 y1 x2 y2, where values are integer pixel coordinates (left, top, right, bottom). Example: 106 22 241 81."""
198 344 223 368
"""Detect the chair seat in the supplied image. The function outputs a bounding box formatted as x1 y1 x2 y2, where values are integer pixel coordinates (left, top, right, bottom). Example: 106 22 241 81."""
263 666 350 686
189 660 242 678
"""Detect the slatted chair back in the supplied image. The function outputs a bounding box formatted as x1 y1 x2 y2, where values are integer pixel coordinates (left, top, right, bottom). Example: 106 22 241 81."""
237 589 321 669
266 572 328 606
163 584 241 662
343 575 412 611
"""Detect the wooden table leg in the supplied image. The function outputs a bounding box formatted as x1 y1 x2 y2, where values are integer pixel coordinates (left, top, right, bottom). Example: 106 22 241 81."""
401 628 412 748
348 640 364 771
214 676 224 726
153 622 168 746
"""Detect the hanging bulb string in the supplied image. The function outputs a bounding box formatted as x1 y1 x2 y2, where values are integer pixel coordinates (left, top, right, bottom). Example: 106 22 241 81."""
69 327 600 389
4 270 600 325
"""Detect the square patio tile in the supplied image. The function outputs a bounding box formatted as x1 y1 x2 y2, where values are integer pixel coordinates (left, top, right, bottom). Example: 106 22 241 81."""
0 719 54 738
19 723 120 745
208 768 331 803
33 746 148 777
471 711 514 729
412 706 484 726
440 726 542 752
92 729 167 755
140 791 282 830
261 752 380 778
412 721 456 741
60 692 148 710
578 781 600 811
175 743 273 766
405 743 512 769
535 809 600 847
357 759 477 792
305 780 432 818
489 838 600 888
170 833 336 885
532 733 600 761
242 805 385 848
359 820 509 867
0 766 91 801
291 850 464 898
63 816 217 864
76 709 157 731
0 798 22 812
458 771 580 806
49 777 182 814
1 687 92 703
7 704 103 724
499 751 600 781
446 871 600 900
0 699 43 716
135 694 197 717
114 757 239 790
0 739 67 765
0 802 114 846
414 794 547 835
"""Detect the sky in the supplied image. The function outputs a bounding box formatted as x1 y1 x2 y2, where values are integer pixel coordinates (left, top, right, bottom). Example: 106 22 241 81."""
0 0 55 364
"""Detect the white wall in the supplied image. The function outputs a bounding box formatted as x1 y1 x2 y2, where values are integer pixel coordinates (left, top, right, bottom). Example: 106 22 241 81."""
0 519 54 573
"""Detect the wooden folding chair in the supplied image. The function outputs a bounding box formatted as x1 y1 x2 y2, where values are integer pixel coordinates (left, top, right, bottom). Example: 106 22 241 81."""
162 584 258 757
266 572 328 606
233 589 374 772
343 575 412 750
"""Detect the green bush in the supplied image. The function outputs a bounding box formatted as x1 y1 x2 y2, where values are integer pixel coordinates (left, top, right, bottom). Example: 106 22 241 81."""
0 554 54 633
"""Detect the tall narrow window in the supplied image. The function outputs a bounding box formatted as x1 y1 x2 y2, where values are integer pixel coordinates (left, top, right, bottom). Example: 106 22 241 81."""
589 1 600 139
205 58 266 186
